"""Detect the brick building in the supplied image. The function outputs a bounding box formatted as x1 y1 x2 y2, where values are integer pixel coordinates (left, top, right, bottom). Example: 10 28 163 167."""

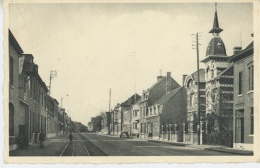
146 87 187 141
9 29 52 150
183 69 206 144
139 72 180 138
46 95 59 138
230 41 254 150
111 93 140 136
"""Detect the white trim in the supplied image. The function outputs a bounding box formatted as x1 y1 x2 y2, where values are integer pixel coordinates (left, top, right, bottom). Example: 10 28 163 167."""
237 94 243 97
247 90 254 94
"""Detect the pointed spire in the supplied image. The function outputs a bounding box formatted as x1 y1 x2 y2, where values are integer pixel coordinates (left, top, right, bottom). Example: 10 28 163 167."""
209 3 223 34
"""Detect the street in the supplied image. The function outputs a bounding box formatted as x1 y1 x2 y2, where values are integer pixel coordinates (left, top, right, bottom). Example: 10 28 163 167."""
61 133 237 156
9 132 248 156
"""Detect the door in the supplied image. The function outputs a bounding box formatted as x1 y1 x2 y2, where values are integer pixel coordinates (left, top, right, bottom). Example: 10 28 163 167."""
235 117 244 143
19 125 27 145
241 118 244 143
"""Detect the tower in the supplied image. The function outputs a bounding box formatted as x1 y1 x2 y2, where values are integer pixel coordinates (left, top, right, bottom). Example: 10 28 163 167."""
201 4 234 147
201 4 232 114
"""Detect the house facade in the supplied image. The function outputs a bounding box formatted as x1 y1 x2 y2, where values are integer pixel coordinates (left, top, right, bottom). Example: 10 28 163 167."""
111 94 140 136
9 30 52 151
183 69 206 144
46 95 59 138
146 87 187 141
230 41 254 150
139 72 180 138
130 99 141 137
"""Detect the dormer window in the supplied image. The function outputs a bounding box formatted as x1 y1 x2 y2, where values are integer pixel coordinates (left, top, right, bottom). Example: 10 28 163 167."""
217 42 222 47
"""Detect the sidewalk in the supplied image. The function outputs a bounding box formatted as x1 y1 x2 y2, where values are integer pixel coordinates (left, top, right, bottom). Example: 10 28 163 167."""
9 134 69 156
148 139 253 155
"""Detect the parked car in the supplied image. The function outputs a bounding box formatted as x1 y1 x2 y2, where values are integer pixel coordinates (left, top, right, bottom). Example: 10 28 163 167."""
120 131 129 138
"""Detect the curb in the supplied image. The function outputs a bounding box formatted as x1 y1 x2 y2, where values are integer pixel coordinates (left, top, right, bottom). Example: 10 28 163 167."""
148 140 186 146
204 147 253 156
148 139 253 155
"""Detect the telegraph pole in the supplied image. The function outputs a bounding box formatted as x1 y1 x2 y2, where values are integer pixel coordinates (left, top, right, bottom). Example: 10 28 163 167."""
49 70 57 94
109 88 111 112
196 32 201 145
192 32 202 145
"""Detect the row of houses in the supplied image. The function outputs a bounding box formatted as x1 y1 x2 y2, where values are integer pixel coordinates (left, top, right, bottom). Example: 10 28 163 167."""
88 9 254 150
8 30 79 151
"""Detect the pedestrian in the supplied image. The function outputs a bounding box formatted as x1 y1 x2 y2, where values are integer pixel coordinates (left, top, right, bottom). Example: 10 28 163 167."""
39 130 45 148
18 133 24 149
69 132 73 143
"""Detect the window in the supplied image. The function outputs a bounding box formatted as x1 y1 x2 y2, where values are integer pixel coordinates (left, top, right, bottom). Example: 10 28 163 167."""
190 93 194 107
23 77 27 94
9 57 14 86
251 107 254 135
211 69 214 78
206 67 210 80
238 72 243 95
30 79 33 98
248 65 254 91
9 103 14 136
252 65 254 90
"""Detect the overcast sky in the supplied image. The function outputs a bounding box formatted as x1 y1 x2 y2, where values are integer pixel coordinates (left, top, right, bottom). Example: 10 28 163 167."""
9 3 253 125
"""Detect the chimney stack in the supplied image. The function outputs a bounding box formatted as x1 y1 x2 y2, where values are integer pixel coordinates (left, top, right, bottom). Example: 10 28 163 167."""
233 46 242 55
157 69 164 81
166 72 172 93
183 75 188 86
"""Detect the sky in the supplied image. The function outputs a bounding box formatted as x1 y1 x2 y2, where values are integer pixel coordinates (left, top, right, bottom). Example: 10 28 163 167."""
9 3 253 126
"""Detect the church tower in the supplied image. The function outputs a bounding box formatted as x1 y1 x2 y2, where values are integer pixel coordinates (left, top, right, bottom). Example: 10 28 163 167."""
201 4 234 140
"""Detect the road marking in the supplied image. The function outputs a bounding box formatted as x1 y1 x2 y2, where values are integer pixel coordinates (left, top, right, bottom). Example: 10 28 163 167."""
72 140 75 156
59 141 69 156
82 140 90 156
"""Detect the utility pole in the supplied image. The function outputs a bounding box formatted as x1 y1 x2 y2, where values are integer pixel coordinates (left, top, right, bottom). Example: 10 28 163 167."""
109 88 111 112
108 88 111 135
196 32 201 145
192 32 202 145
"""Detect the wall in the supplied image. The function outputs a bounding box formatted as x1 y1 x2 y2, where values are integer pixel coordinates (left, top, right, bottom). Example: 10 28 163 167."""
233 54 253 150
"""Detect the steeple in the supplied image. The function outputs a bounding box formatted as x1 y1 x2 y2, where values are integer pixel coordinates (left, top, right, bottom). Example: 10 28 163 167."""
209 3 223 35
204 3 227 57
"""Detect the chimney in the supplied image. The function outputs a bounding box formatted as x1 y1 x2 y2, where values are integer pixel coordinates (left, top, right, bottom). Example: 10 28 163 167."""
233 46 242 55
183 75 188 86
166 72 172 93
157 69 163 81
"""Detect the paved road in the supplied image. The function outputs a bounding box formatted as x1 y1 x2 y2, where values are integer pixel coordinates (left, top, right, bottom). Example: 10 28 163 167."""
60 133 107 156
73 133 237 156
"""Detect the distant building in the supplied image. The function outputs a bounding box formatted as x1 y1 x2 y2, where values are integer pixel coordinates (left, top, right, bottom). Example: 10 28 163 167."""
230 41 254 150
46 95 59 138
129 98 141 137
111 94 140 136
101 112 111 134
